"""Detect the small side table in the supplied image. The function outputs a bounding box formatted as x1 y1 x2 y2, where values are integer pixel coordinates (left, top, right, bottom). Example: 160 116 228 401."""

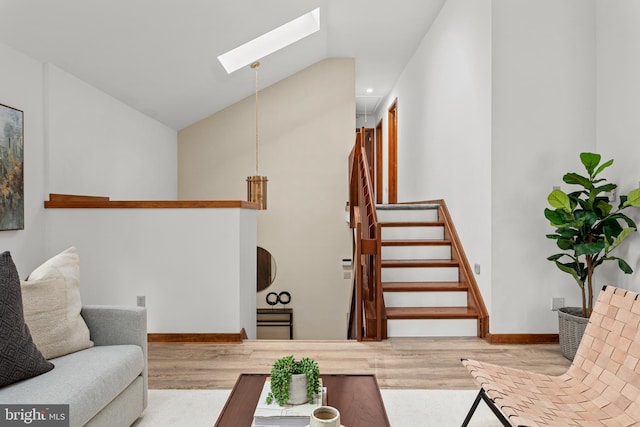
256 308 293 339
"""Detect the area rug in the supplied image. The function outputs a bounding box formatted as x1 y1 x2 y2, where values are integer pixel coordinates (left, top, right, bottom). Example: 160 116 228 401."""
132 389 502 426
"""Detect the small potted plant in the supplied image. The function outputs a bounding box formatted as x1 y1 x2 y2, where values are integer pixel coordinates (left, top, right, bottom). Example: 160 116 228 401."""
266 355 320 406
545 152 640 359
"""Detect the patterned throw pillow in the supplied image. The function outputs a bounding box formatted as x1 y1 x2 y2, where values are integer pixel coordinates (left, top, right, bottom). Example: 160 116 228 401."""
0 251 54 387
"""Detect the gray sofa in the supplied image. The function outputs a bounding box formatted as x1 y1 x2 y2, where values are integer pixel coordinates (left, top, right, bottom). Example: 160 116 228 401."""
0 305 147 427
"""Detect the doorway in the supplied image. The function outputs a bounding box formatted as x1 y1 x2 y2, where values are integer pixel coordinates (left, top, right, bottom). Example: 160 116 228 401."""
388 100 398 204
375 119 383 204
362 127 374 182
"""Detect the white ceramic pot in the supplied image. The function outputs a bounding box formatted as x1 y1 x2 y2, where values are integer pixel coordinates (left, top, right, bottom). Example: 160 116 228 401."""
287 373 309 405
310 406 340 427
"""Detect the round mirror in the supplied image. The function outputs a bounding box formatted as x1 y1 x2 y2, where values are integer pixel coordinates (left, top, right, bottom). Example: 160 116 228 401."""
257 247 277 292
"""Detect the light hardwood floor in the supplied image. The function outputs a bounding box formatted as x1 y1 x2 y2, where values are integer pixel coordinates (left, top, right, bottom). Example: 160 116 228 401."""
148 337 570 390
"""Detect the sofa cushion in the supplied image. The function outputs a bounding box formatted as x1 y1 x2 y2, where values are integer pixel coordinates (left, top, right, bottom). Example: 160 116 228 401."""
0 251 54 387
24 247 92 359
0 345 144 427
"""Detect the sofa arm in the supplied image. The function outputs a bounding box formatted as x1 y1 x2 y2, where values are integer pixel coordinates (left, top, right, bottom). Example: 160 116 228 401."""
81 305 148 409
81 305 147 348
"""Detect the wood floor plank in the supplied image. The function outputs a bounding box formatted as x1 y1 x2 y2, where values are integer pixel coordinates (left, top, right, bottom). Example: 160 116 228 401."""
148 337 570 390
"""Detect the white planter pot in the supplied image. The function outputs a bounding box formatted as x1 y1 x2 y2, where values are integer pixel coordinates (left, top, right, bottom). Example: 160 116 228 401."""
288 373 309 405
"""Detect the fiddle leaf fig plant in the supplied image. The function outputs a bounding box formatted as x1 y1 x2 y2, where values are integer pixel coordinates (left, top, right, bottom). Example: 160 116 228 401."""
266 355 320 406
545 152 640 318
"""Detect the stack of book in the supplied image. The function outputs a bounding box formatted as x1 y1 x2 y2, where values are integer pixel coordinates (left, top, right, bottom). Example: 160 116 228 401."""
252 378 327 427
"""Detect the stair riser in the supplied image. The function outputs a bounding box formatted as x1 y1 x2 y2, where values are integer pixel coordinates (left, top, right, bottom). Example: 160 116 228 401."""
387 319 477 337
382 245 451 260
381 227 444 240
376 209 439 223
382 267 459 282
384 292 467 308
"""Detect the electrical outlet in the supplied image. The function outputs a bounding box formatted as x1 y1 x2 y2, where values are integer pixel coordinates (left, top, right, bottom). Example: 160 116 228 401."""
552 297 564 311
552 186 561 191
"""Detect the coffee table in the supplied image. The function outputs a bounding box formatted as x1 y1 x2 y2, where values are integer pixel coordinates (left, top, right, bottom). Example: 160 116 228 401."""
214 373 391 427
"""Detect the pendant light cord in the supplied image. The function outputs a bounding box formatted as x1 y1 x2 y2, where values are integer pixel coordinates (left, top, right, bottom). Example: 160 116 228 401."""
251 61 260 176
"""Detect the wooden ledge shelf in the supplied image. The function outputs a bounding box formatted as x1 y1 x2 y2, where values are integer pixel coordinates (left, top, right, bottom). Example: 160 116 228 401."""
44 194 258 209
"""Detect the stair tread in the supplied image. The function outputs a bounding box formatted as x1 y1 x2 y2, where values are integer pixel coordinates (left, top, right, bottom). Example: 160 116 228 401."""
380 221 444 227
386 306 478 320
383 281 468 292
382 239 451 246
376 203 440 210
382 259 459 268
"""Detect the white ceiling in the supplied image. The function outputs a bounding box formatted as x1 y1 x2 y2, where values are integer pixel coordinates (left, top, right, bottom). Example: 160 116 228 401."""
0 0 445 130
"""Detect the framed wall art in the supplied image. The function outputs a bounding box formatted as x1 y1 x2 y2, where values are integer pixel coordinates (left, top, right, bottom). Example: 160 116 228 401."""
0 103 24 231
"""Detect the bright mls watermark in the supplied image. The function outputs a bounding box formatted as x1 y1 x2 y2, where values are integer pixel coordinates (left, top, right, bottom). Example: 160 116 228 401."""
0 405 69 426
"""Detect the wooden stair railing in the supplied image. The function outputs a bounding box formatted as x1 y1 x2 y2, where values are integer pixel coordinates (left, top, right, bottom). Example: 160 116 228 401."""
348 129 384 340
348 134 489 341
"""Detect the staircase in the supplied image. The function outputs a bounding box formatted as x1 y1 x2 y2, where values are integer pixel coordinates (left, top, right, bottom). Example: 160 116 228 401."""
377 203 482 337
347 131 488 341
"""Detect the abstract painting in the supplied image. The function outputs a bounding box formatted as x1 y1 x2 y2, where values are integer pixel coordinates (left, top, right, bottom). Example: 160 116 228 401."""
0 103 24 231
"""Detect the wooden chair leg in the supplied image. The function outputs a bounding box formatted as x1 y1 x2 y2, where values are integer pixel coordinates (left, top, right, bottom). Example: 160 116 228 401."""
461 389 512 427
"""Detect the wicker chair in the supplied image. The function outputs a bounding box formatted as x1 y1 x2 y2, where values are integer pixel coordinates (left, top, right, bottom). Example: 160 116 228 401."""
461 286 640 427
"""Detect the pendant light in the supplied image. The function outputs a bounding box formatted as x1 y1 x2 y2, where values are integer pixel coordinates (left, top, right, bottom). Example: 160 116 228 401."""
247 61 268 210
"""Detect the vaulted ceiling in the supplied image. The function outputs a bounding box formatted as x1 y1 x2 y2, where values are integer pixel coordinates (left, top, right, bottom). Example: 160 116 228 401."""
0 0 445 130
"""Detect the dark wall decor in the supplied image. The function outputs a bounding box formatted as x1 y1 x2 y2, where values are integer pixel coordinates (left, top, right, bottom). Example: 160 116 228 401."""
265 291 291 306
0 103 24 231
257 246 277 291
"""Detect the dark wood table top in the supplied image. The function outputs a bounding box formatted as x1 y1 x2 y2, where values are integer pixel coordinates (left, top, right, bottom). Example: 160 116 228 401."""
214 373 391 427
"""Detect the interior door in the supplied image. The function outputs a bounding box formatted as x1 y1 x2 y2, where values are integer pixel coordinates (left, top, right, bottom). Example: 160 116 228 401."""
375 119 383 204
388 100 398 204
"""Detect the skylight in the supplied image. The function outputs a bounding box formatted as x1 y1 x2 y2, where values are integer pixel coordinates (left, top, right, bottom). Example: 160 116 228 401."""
217 8 321 74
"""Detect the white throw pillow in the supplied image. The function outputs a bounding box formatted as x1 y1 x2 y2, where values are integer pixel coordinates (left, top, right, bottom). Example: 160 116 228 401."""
23 247 92 359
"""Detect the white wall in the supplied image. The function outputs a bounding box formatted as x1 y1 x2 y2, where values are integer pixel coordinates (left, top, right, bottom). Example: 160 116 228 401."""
0 42 187 318
0 43 47 275
375 0 605 335
179 59 355 339
44 207 257 337
45 65 177 200
0 39 259 339
0 44 179 277
491 0 596 333
377 0 493 332
595 0 640 292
